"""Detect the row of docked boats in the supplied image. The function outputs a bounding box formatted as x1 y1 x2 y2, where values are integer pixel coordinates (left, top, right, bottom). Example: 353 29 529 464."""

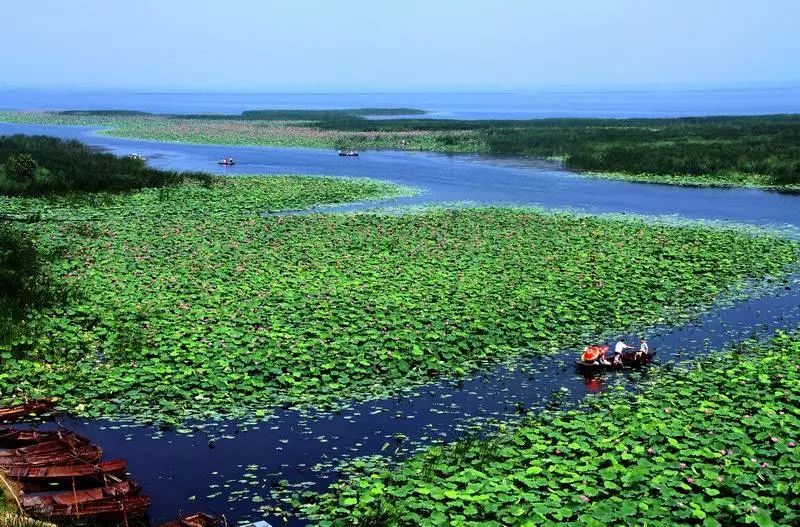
0 423 150 521
0 400 228 527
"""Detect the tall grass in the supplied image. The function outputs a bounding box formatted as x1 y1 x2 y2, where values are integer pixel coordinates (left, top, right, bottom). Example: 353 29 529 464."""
0 135 213 195
315 114 800 185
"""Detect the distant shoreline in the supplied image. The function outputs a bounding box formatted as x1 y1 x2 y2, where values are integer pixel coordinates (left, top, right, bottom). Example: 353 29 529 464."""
1 109 799 191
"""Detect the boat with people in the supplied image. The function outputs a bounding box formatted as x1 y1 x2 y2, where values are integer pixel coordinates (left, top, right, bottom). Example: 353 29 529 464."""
218 156 236 165
575 350 656 373
338 149 359 157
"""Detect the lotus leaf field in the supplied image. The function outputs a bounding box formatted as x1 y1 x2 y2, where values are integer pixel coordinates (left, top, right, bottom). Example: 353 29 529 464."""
0 173 796 426
307 333 800 527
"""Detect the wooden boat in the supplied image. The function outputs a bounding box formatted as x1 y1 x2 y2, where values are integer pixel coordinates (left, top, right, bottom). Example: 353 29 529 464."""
159 512 226 527
0 400 56 422
0 428 61 449
5 459 127 484
217 159 235 166
0 444 102 468
25 493 150 520
338 149 359 157
575 351 656 374
58 494 151 520
22 480 141 510
0 431 90 458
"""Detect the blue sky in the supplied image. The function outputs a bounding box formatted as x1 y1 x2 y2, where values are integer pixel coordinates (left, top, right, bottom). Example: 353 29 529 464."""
1 0 798 91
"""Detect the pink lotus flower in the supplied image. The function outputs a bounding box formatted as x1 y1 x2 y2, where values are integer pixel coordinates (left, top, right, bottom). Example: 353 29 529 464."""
771 437 780 443
679 462 687 469
580 495 590 503
647 447 655 455
788 442 796 447
686 477 694 484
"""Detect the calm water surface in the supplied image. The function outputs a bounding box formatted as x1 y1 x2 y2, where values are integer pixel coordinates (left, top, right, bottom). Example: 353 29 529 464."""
2 120 800 525
2 86 800 119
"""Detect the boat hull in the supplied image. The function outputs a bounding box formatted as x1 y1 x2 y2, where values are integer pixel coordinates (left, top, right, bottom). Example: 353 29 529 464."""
6 459 127 485
0 400 56 422
575 351 656 374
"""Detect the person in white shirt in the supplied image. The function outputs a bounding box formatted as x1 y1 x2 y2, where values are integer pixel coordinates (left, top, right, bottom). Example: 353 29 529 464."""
613 337 633 364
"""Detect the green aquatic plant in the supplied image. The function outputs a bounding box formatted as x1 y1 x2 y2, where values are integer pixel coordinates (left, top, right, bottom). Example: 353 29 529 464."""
0 177 795 423
307 332 800 526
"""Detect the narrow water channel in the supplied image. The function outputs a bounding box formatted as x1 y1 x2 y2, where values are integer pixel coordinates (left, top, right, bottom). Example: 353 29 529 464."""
3 121 800 525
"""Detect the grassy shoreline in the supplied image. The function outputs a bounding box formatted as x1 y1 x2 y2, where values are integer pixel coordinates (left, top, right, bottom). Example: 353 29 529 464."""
581 171 800 193
2 111 800 189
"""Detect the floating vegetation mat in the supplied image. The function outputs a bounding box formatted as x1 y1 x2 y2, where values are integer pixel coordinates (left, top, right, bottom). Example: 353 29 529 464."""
305 332 800 526
0 175 796 426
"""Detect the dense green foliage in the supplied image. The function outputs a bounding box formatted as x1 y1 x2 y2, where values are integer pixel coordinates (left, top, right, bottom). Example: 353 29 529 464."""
315 114 800 186
307 333 800 526
0 179 795 423
3 153 38 183
3 112 799 188
0 135 212 195
0 225 59 346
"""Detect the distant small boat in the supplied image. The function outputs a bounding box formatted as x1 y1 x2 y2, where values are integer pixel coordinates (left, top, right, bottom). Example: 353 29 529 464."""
338 149 359 157
218 158 236 166
128 153 145 161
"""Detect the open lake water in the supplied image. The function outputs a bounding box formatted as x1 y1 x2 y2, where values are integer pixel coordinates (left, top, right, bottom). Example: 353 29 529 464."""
2 87 800 524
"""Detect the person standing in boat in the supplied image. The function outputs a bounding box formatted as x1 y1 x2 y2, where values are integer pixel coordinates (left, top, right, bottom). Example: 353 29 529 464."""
613 337 633 364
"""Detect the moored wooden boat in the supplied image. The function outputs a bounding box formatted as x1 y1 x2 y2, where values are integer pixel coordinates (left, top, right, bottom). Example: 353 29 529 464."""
0 400 56 422
22 480 141 511
0 431 91 459
159 512 226 527
26 494 151 520
0 444 102 468
575 351 656 374
338 149 359 157
5 459 127 484
0 429 61 449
